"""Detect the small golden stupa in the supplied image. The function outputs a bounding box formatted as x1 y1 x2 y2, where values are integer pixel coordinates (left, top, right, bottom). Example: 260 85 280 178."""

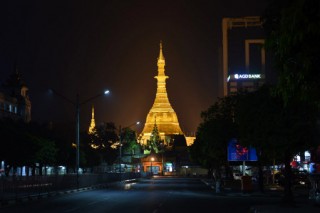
88 105 96 134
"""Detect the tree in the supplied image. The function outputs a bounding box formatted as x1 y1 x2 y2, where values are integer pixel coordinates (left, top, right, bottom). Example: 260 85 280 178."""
30 135 57 175
190 95 239 192
263 0 320 105
0 118 30 175
86 122 118 165
0 119 59 176
144 123 164 154
236 86 283 192
80 131 100 169
263 0 320 202
237 85 318 200
122 128 140 162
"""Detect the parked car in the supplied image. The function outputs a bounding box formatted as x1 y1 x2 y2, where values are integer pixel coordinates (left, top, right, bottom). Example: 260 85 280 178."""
293 170 309 186
274 170 310 187
233 172 242 180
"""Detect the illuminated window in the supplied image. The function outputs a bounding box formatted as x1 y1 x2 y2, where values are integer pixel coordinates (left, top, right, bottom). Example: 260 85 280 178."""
9 105 12 112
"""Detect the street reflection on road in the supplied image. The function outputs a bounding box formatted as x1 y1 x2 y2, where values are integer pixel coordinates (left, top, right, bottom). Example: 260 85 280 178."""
124 182 136 190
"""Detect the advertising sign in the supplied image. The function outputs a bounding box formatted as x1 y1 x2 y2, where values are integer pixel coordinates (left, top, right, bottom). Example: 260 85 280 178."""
228 138 258 161
234 74 261 79
227 73 264 82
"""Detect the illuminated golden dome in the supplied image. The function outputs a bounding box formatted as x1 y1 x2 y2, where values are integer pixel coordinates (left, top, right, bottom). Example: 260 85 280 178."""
140 42 183 144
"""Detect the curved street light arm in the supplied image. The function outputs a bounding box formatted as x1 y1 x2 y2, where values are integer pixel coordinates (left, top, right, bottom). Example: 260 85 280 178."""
80 90 110 106
49 89 75 105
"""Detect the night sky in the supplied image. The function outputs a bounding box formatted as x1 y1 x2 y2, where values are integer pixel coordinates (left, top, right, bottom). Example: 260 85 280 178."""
0 0 269 134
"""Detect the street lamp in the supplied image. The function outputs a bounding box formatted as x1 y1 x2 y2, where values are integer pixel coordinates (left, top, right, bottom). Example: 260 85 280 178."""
50 89 110 188
118 121 140 178
151 157 154 176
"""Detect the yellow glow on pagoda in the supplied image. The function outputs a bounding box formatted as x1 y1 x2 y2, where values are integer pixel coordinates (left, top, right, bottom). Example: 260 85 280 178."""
140 41 183 144
88 105 96 134
88 105 99 149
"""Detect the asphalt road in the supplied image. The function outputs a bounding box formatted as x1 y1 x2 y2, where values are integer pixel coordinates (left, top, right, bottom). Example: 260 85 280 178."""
0 176 286 213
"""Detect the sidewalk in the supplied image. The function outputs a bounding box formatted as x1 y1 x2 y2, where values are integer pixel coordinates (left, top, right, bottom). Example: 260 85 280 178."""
201 179 320 212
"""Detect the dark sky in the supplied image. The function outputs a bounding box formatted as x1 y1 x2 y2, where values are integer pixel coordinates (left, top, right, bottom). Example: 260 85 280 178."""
0 0 269 134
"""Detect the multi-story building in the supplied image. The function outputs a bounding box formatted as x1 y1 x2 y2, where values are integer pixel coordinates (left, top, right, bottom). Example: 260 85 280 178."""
222 16 267 95
0 70 31 123
227 73 265 94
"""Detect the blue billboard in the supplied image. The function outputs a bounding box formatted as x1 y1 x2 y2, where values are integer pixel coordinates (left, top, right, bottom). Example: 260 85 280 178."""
227 138 258 161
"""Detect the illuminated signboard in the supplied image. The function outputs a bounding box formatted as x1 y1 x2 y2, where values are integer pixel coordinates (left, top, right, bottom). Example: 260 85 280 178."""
227 138 258 161
227 73 263 82
234 74 261 79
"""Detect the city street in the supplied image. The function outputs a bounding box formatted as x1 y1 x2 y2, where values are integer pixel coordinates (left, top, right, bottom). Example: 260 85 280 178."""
1 1 320 212
0 176 297 213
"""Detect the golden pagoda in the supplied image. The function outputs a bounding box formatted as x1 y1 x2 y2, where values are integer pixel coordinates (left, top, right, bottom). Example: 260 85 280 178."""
140 42 183 145
88 105 96 134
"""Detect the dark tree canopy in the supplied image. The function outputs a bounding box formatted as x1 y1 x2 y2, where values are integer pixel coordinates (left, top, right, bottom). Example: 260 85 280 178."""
85 122 118 165
263 1 320 201
0 119 58 175
237 85 318 162
263 0 320 105
190 95 238 171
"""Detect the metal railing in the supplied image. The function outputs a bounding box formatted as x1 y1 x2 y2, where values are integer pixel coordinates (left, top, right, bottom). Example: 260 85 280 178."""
0 172 143 203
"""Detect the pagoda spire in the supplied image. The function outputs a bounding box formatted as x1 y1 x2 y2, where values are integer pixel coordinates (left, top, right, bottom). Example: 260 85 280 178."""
88 105 96 134
140 42 183 144
154 41 169 106
157 41 165 65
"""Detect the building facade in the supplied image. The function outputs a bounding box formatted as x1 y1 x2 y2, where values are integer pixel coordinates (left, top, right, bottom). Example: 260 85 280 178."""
222 16 266 96
0 71 31 123
227 73 265 94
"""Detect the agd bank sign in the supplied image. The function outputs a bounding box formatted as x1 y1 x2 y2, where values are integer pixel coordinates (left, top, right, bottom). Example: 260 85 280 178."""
234 74 261 79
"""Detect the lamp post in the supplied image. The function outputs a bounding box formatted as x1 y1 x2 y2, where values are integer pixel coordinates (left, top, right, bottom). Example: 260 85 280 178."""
119 125 122 174
118 121 140 179
50 89 110 188
151 157 154 176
